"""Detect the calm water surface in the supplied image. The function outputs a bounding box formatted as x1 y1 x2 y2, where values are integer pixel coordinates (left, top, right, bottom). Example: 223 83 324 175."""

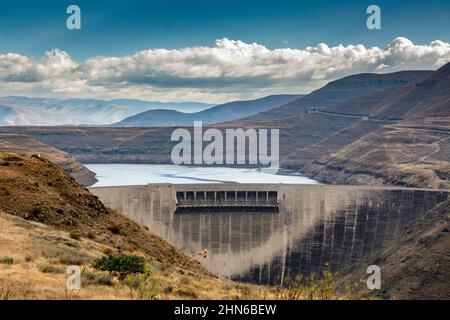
85 164 320 186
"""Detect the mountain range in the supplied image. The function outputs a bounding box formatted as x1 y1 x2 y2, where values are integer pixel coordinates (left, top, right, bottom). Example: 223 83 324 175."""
0 95 305 127
112 94 301 127
0 97 213 126
238 70 432 123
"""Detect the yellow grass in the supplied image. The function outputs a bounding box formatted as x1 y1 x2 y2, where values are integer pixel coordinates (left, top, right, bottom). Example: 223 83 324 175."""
0 211 274 300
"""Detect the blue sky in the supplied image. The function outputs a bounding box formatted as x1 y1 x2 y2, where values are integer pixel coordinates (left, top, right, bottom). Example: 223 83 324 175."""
0 0 449 102
1 0 449 60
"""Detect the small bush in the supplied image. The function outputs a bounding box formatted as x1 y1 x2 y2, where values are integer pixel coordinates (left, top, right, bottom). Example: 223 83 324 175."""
0 288 13 300
125 266 159 300
0 257 14 265
41 246 90 265
108 225 121 235
163 285 173 294
273 268 367 300
99 246 113 255
92 254 145 279
38 264 64 274
30 207 42 216
175 288 198 299
69 232 81 241
81 271 114 287
3 156 22 162
179 276 190 285
25 256 33 262
58 252 89 265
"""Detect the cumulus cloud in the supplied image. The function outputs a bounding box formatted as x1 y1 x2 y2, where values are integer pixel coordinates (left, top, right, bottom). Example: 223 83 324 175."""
0 37 449 102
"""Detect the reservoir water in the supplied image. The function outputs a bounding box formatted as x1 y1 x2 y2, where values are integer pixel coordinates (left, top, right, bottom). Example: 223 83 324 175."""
91 183 449 285
85 164 320 186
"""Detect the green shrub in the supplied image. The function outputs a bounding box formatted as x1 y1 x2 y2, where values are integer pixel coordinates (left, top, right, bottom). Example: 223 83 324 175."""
0 257 14 265
92 254 145 279
126 265 159 300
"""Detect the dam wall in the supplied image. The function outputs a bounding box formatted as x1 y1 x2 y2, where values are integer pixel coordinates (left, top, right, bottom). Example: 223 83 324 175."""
91 184 448 285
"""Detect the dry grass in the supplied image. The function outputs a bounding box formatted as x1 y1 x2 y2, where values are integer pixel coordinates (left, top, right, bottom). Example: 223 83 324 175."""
0 211 368 300
0 210 273 300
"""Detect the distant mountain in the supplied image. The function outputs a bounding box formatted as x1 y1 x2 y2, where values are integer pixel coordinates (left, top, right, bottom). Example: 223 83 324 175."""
0 97 213 126
113 94 302 127
240 71 432 123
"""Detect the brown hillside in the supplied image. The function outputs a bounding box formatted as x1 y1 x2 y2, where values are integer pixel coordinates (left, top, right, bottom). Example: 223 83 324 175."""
302 126 450 189
326 62 450 126
297 63 450 189
0 134 97 186
340 200 450 300
0 152 206 273
240 71 431 122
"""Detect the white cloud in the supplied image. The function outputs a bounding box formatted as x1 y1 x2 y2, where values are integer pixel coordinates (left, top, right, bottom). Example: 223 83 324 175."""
0 37 449 103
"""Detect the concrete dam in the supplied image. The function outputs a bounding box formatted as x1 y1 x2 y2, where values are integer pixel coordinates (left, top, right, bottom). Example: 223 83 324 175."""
91 183 448 285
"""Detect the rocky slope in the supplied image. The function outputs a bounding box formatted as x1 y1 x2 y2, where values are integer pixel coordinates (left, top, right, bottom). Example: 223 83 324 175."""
240 71 431 122
301 63 450 189
324 62 450 126
340 199 450 299
0 134 97 186
302 125 450 189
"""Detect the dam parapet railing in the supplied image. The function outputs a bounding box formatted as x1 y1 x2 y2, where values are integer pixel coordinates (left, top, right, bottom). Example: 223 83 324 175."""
175 190 279 213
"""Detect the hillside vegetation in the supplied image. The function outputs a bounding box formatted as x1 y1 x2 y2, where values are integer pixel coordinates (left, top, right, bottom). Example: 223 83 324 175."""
0 152 269 299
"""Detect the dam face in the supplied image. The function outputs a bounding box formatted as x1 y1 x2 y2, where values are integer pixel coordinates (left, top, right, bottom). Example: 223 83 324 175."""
91 184 448 285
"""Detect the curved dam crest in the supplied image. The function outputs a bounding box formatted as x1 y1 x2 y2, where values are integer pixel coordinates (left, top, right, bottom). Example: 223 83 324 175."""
91 183 449 285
